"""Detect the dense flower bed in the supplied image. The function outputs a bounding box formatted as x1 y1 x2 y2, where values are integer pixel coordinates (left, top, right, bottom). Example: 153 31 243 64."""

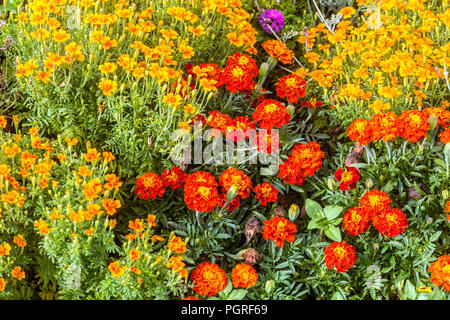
0 0 448 300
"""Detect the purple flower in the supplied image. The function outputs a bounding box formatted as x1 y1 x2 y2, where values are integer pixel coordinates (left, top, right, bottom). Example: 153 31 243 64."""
259 9 284 34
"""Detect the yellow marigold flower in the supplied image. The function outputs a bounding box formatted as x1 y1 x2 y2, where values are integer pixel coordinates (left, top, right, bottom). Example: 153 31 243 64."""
0 243 11 257
98 62 117 74
52 29 70 42
338 7 356 19
162 93 182 108
0 116 6 129
183 104 197 114
0 278 6 291
84 228 94 236
369 100 391 114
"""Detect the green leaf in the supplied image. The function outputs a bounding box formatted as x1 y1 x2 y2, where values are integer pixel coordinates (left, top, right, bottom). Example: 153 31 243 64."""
305 199 322 219
324 205 343 220
404 280 416 300
331 291 345 300
227 289 247 300
307 219 320 230
223 280 233 295
324 226 341 242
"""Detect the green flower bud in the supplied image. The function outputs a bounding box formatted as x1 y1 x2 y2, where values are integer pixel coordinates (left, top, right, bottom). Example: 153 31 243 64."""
327 177 336 190
365 178 373 189
265 280 275 294
258 62 269 81
442 189 448 200
286 104 295 116
226 184 240 202
288 204 300 222
428 114 439 132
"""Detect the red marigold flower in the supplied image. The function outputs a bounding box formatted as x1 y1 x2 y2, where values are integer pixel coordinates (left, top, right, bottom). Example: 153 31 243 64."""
440 127 450 144
231 263 258 289
359 189 392 218
423 107 450 128
428 255 450 292
192 63 223 87
324 241 357 273
262 40 294 64
182 296 200 300
398 110 429 143
226 52 259 78
207 111 234 133
135 172 166 200
221 53 258 94
191 262 228 297
184 171 219 212
347 118 373 145
372 207 408 237
225 116 256 142
342 206 371 236
167 236 186 254
252 99 291 129
445 201 450 213
262 216 297 247
300 98 323 108
253 182 279 206
275 73 307 103
370 112 399 142
219 168 253 199
161 166 187 190
334 166 360 190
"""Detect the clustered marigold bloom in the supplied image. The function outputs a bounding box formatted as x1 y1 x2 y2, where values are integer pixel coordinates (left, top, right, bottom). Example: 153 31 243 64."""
190 262 228 297
161 166 187 190
343 189 408 237
334 166 360 190
206 111 256 142
231 263 258 289
219 168 252 199
252 99 291 129
278 141 325 186
324 241 357 273
275 73 307 103
108 261 126 277
135 172 166 200
262 216 297 247
253 182 279 206
262 40 294 64
184 171 219 213
221 52 258 93
347 107 450 145
428 255 450 292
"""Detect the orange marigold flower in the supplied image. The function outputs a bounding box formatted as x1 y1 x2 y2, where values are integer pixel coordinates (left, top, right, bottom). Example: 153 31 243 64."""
0 243 11 257
33 219 52 235
275 74 307 103
191 262 228 297
252 99 291 129
359 189 392 218
82 178 103 201
231 263 258 289
183 296 200 300
221 53 257 93
0 278 6 291
167 236 186 254
207 111 234 133
262 40 294 64
0 116 7 129
324 241 357 273
147 214 157 227
347 118 373 145
13 235 27 248
84 148 101 162
98 79 118 96
423 107 450 129
398 110 429 143
440 127 450 144
370 112 399 142
161 166 186 190
152 235 165 242
108 261 126 277
129 248 141 261
372 208 408 237
102 151 115 162
166 256 186 273
11 266 25 280
183 171 219 213
428 255 450 292
334 166 360 191
104 174 123 191
84 228 94 236
219 168 252 199
253 182 279 206
262 216 297 247
342 206 371 236
102 198 121 215
445 201 450 213
135 172 166 200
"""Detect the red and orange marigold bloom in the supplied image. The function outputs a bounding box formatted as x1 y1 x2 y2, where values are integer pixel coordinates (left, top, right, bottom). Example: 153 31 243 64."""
372 208 408 237
334 166 360 190
359 189 392 218
324 241 357 273
183 171 219 212
183 296 200 300
11 266 25 280
428 255 450 292
370 112 399 142
219 168 252 199
253 182 279 206
0 278 6 291
135 172 166 200
275 73 307 103
108 261 126 277
252 99 291 129
398 110 429 143
342 206 371 236
190 262 228 297
161 166 187 190
263 216 297 247
262 40 294 64
231 263 258 289
167 236 186 254
440 127 450 144
347 118 373 145
221 53 257 94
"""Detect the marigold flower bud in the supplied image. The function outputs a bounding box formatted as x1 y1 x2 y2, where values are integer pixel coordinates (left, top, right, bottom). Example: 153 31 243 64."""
327 177 336 190
265 280 275 293
365 178 373 189
288 204 300 222
286 104 295 116
258 62 269 81
442 189 449 200
226 184 240 203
